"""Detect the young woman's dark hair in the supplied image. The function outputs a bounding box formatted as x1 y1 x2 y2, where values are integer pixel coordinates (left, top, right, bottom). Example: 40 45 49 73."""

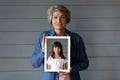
51 41 66 59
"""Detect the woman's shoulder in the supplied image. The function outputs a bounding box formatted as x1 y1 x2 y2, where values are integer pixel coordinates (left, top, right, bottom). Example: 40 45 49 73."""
38 30 50 36
38 29 54 36
67 29 82 39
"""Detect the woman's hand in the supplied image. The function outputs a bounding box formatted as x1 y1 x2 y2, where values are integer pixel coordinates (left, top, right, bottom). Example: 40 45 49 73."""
41 33 46 53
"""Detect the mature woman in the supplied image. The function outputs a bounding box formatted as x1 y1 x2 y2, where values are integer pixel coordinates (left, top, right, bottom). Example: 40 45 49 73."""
31 5 89 80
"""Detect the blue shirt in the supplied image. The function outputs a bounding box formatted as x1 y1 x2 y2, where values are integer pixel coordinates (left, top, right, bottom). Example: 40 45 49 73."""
31 28 89 80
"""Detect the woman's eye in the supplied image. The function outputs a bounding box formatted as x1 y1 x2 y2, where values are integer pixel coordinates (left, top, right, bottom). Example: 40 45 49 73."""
62 16 65 19
53 17 57 19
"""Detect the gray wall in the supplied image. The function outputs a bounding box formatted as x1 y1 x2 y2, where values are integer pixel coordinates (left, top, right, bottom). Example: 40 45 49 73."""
0 0 120 80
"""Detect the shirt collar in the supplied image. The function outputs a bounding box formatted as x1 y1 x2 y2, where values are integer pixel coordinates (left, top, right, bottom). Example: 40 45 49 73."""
49 28 70 36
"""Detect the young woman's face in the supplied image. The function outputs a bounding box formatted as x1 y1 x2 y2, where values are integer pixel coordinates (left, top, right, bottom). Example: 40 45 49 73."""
53 46 61 55
51 11 67 31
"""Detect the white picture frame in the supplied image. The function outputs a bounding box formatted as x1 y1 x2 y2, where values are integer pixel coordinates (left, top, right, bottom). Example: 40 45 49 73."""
44 36 70 72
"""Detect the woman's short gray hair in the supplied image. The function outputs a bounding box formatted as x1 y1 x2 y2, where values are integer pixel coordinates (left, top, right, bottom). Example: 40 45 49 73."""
47 5 71 24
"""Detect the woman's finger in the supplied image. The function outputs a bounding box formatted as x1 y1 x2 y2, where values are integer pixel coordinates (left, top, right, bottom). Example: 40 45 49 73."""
42 33 47 53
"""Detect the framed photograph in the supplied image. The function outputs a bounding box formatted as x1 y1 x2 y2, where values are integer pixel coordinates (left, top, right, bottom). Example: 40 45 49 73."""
44 36 70 72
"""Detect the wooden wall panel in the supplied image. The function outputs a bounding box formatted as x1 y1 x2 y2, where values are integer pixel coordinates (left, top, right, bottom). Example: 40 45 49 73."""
0 0 120 5
0 6 120 18
0 71 40 80
81 71 120 80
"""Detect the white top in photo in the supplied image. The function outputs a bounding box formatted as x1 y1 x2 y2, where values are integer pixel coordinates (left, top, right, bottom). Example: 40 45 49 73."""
47 56 68 70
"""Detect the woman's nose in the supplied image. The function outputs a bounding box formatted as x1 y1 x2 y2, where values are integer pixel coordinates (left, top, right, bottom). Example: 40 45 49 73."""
57 18 61 23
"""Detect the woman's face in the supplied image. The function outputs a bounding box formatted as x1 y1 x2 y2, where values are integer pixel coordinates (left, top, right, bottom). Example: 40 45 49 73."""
51 11 67 31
